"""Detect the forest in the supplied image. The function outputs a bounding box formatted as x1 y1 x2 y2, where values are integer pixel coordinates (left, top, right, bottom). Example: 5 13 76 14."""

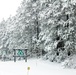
0 0 76 68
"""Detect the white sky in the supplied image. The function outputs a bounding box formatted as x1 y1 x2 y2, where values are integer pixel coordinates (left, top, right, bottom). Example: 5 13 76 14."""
0 0 22 21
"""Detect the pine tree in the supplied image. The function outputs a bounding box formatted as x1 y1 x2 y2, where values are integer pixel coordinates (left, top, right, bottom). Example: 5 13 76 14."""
39 0 76 62
16 0 42 57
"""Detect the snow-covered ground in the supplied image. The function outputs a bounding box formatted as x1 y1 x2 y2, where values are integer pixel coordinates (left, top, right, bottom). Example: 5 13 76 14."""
0 58 76 75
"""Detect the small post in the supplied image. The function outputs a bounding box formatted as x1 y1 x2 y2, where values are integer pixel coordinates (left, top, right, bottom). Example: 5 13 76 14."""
14 49 16 62
27 67 30 75
25 49 27 62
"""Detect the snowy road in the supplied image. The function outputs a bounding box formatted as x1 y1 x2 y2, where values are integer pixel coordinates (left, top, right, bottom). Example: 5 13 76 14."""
0 59 76 75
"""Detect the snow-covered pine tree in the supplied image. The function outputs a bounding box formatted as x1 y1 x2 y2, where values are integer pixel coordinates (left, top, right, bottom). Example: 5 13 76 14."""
15 0 42 57
39 0 76 62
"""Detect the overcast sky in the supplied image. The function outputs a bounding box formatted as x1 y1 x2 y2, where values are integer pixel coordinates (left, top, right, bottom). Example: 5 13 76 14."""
0 0 22 22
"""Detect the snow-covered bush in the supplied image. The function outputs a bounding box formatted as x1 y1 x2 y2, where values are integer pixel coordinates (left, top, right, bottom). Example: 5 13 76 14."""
61 55 76 69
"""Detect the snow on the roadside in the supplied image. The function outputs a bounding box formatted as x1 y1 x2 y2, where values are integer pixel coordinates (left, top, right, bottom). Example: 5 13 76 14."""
0 58 76 75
